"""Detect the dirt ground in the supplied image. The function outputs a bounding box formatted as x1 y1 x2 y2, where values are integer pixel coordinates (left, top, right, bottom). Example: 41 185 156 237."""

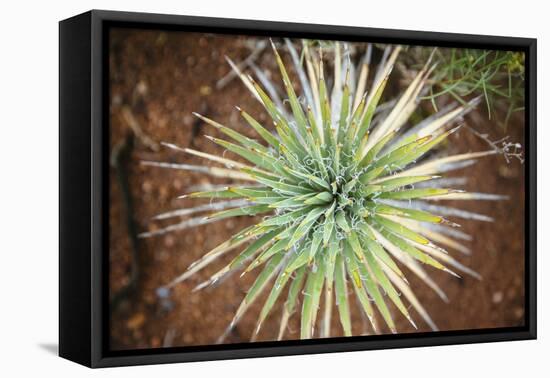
108 28 525 350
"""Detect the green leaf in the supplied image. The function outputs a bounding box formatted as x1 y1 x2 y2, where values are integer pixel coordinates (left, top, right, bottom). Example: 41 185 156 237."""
271 41 310 143
286 205 328 249
369 136 432 172
245 238 288 273
335 254 352 336
324 236 339 281
358 224 407 280
207 136 276 172
335 210 351 233
373 175 437 192
227 186 273 198
244 254 284 299
344 243 376 328
301 261 325 338
367 202 443 224
229 228 282 269
363 247 414 325
337 82 351 145
268 194 314 209
306 105 322 143
187 188 243 199
319 77 335 153
348 230 366 263
239 108 280 150
283 167 331 191
258 207 312 227
344 102 363 157
395 126 461 168
322 209 335 247
256 246 311 333
207 204 271 220
358 166 386 185
358 131 396 167
278 266 307 339
272 222 301 242
194 113 268 153
308 230 323 262
304 191 333 205
373 215 431 245
231 253 285 326
355 73 390 142
284 244 311 273
349 245 396 332
250 78 291 134
247 172 312 195
277 126 307 162
377 227 447 271
377 188 455 200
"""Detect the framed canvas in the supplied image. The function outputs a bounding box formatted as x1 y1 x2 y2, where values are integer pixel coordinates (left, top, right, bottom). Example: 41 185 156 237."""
59 9 537 368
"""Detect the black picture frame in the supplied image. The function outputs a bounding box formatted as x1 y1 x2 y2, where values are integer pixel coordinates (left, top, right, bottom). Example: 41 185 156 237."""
59 9 537 368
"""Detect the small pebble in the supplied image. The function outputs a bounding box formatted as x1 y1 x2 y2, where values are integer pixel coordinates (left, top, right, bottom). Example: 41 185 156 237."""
498 165 516 179
112 94 122 106
136 80 148 96
183 115 194 126
156 287 171 299
199 85 212 96
173 178 183 191
142 181 153 193
164 235 175 248
150 336 161 348
127 313 146 330
158 186 169 201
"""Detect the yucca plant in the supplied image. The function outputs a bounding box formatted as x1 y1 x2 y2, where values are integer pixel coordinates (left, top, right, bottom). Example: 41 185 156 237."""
142 40 503 341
